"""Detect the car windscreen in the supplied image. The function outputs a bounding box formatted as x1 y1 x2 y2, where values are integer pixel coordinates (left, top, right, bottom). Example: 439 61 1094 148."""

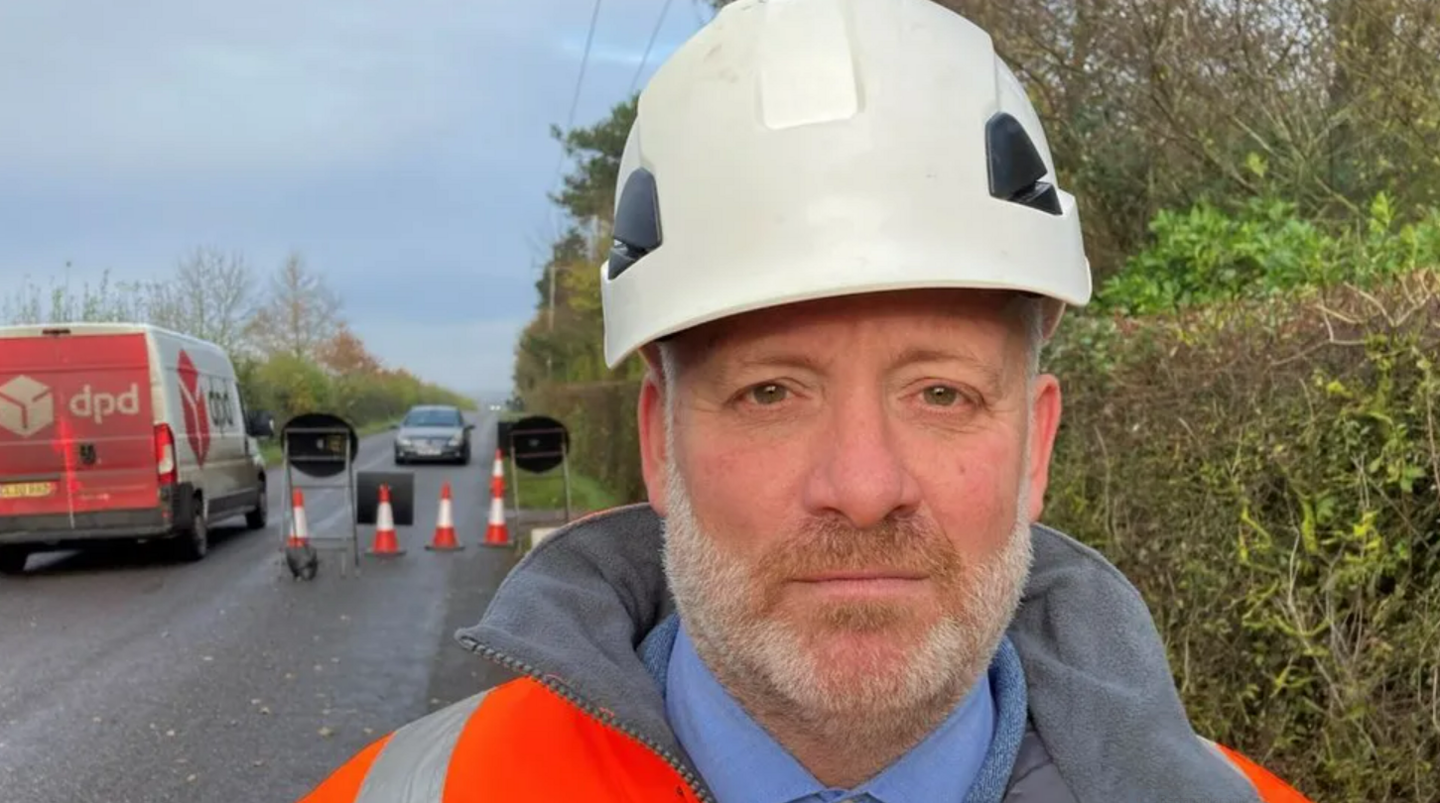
402 410 461 428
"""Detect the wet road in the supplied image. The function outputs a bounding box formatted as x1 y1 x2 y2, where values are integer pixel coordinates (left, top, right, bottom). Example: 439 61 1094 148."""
0 413 519 803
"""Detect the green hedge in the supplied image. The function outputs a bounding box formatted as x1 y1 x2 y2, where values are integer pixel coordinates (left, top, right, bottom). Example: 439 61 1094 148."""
515 380 646 507
236 354 474 435
1100 193 1440 316
1044 272 1440 802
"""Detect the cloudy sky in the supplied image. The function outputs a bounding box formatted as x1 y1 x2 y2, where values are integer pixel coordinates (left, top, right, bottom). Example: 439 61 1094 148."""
0 0 712 401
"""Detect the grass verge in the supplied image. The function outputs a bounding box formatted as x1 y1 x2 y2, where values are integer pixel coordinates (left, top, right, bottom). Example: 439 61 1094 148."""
502 462 619 515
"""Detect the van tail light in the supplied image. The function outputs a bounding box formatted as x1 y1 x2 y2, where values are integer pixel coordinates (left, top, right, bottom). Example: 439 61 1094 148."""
155 424 177 485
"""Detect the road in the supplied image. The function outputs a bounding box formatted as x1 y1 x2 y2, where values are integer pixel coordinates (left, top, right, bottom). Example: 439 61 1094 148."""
0 413 520 803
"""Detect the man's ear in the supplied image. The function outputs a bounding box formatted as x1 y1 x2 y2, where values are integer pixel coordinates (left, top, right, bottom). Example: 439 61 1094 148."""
1026 374 1062 522
637 346 670 516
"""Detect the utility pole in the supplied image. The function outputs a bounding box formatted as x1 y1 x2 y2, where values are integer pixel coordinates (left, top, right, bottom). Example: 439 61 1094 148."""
547 261 556 333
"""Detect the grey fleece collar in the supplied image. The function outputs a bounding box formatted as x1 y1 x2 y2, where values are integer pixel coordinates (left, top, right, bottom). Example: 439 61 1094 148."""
455 504 1260 803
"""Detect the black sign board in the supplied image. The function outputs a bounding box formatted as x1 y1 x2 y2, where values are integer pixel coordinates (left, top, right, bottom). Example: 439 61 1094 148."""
495 420 513 457
356 471 415 526
281 413 359 479
507 415 569 474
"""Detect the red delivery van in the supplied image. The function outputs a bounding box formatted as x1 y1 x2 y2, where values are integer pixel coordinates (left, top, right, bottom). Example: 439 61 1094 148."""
0 323 275 574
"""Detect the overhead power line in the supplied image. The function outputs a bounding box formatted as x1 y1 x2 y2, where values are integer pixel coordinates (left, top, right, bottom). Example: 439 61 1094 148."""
629 0 677 95
544 0 605 326
549 0 607 207
692 0 713 28
564 0 606 138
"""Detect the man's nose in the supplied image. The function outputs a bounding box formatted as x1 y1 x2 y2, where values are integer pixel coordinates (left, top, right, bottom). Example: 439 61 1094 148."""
801 391 922 529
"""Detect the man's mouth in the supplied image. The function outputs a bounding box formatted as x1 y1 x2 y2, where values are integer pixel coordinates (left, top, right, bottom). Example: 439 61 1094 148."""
788 570 929 597
793 569 927 583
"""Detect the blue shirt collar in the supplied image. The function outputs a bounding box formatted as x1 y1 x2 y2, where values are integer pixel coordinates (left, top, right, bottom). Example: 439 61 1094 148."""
663 620 996 803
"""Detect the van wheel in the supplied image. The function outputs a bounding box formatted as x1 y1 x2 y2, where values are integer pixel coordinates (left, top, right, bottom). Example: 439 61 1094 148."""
245 483 268 530
0 546 29 575
175 498 209 562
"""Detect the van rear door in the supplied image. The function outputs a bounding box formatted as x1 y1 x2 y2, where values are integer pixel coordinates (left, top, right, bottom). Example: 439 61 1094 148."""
0 331 158 524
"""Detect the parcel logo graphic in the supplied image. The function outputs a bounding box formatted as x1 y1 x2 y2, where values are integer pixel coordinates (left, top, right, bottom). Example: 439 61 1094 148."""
177 350 211 466
0 375 55 438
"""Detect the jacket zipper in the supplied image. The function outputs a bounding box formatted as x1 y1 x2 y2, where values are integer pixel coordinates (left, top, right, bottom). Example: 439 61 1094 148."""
458 636 716 803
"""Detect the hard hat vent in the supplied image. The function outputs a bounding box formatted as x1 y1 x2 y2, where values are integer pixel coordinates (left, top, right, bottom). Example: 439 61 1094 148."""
608 167 663 280
985 112 1062 216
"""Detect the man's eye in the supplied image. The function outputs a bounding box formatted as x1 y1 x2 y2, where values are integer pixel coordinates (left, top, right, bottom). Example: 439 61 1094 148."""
922 385 964 407
748 383 789 405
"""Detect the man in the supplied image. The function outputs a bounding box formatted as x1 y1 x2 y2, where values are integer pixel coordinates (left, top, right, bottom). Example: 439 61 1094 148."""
301 0 1313 800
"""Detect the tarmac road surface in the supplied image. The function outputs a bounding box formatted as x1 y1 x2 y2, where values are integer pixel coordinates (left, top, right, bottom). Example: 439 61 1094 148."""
0 412 520 803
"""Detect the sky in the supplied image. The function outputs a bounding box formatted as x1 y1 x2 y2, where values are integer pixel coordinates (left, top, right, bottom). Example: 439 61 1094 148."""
0 0 713 403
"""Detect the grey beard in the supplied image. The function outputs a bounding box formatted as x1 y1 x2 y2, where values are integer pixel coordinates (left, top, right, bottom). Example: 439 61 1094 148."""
659 447 1034 747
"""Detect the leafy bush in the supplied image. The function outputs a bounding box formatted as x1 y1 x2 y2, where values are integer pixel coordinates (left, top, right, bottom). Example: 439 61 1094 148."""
1045 272 1440 802
236 353 473 432
1100 194 1440 315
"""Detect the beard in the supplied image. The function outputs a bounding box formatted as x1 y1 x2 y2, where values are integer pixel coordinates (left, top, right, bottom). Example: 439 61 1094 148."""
660 442 1034 731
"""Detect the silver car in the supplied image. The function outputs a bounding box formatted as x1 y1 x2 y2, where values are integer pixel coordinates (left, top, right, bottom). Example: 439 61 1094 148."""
393 405 472 465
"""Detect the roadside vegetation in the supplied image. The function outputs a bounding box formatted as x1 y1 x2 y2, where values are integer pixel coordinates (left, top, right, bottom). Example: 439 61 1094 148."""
1 248 475 437
502 461 619 517
511 2 1440 800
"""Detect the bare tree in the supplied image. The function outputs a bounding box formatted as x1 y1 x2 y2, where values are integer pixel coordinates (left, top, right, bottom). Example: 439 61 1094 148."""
0 267 145 325
245 251 343 359
140 247 255 352
0 275 45 324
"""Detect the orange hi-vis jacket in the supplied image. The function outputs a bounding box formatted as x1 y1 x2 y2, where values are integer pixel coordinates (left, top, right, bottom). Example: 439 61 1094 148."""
300 506 1314 803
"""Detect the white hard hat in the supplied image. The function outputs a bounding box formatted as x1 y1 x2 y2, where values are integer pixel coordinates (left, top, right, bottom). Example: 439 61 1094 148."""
599 0 1092 369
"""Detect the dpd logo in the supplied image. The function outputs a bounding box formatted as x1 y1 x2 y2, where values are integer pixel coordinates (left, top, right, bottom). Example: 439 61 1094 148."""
0 375 55 438
207 386 236 429
177 350 211 466
69 383 141 423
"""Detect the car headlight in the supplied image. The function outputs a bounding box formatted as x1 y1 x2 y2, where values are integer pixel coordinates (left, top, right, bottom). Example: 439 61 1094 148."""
397 437 412 447
447 434 462 446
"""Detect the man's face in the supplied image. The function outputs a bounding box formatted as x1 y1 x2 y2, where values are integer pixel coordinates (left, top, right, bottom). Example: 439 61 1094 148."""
639 289 1064 721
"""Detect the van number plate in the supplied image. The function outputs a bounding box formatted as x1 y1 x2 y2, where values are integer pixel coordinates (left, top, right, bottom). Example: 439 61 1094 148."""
1 482 56 500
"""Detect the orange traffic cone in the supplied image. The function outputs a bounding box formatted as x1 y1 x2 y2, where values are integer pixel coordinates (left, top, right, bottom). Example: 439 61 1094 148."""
489 449 505 496
366 484 406 557
425 481 464 552
284 489 319 580
482 452 510 548
287 489 309 548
